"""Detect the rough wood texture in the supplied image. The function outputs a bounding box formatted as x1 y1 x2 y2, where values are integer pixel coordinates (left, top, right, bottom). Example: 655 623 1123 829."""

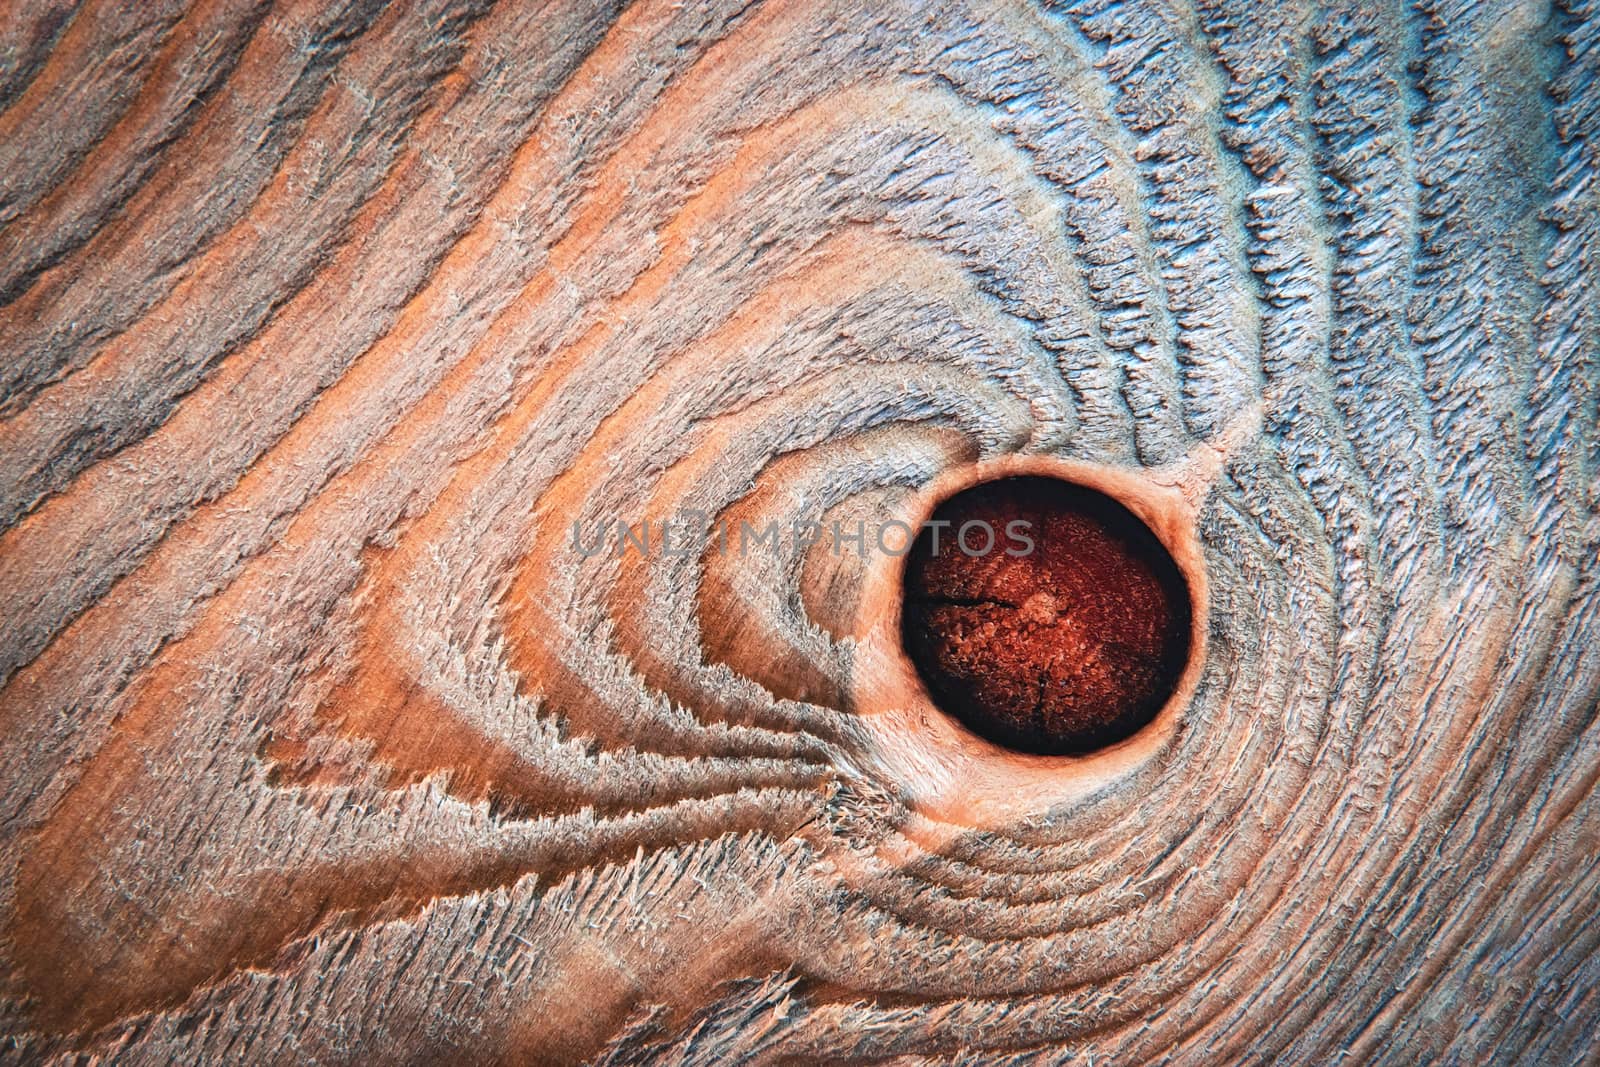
1 0 1597 1063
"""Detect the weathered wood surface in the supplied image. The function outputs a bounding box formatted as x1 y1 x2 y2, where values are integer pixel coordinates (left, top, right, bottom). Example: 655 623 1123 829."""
1 0 1597 1062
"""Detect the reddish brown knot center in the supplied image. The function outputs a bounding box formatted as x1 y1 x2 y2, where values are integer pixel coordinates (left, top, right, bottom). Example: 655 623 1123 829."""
900 475 1192 756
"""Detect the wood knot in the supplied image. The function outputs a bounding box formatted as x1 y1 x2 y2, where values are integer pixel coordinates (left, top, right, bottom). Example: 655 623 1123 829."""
900 475 1192 755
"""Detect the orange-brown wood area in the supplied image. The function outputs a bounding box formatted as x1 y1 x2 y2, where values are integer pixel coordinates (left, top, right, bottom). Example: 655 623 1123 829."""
1 0 1597 1063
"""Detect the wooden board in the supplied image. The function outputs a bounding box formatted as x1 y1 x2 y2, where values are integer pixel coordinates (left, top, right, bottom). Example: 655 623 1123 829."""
1 0 1597 1062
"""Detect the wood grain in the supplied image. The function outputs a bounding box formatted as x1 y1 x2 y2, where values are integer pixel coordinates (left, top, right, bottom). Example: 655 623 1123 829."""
1 0 1597 1062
